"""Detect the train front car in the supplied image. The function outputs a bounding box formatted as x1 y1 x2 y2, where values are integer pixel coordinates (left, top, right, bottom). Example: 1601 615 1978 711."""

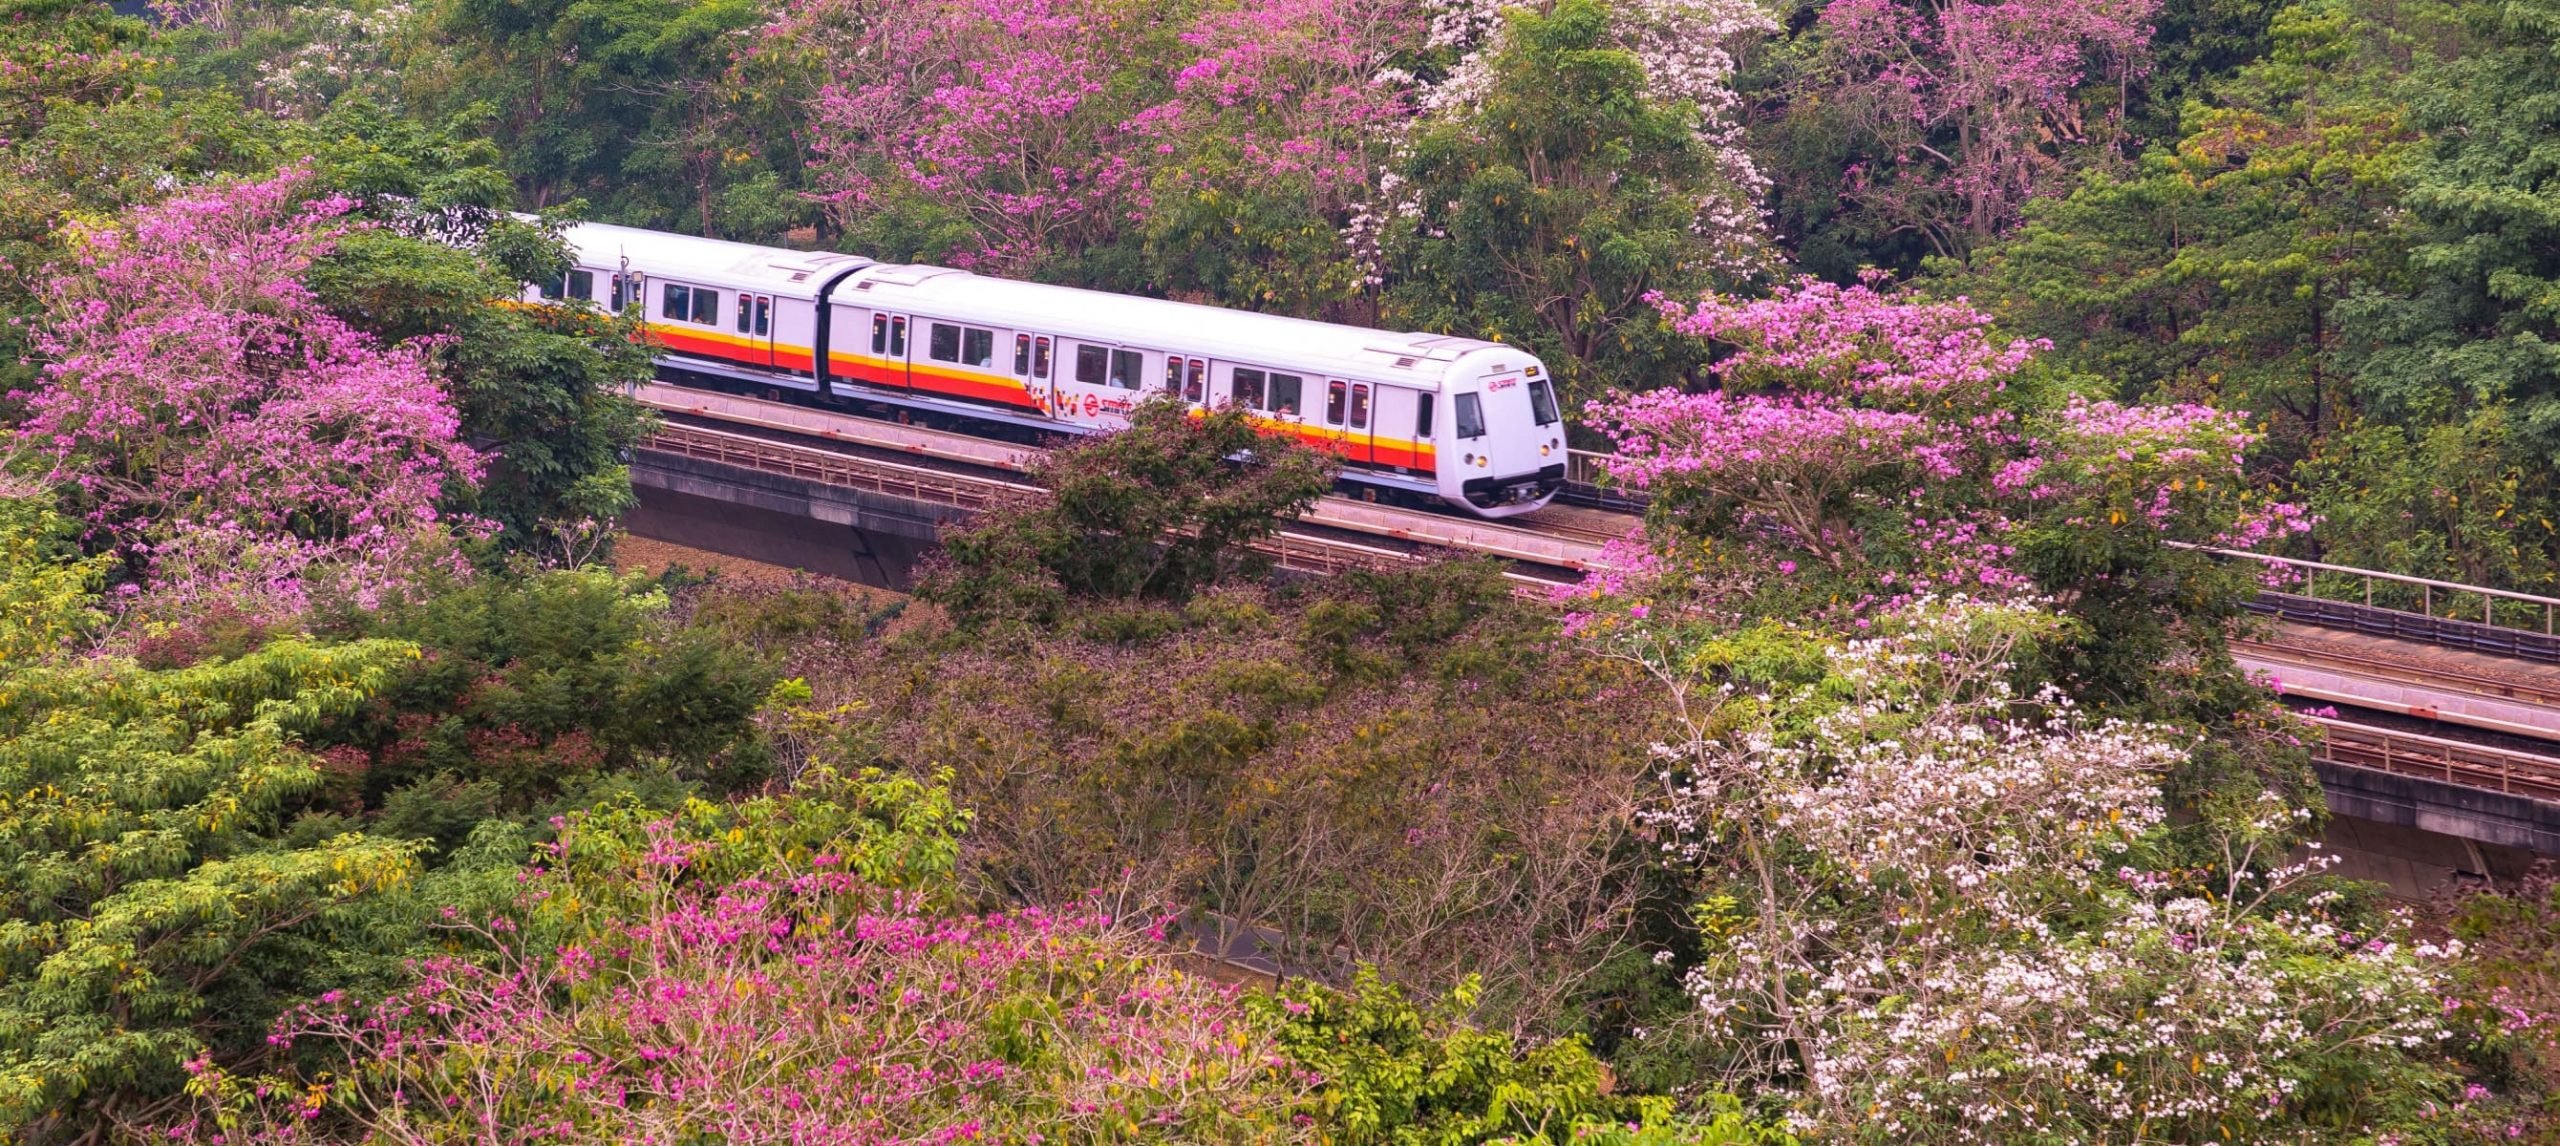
1431 347 1567 516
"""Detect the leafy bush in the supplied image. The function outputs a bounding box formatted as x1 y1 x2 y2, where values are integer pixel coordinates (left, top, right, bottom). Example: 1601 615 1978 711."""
918 397 1337 627
0 628 427 1140
302 567 779 832
779 560 1656 1034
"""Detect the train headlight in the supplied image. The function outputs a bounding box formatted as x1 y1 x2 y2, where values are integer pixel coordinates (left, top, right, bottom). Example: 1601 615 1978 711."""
1539 445 1551 457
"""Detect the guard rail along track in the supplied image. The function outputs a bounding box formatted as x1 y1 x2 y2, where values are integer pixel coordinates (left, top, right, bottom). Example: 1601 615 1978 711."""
2308 714 2560 803
641 422 1567 587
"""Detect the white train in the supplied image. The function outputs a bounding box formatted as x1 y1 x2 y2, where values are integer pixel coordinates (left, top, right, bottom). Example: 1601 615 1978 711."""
529 222 1568 517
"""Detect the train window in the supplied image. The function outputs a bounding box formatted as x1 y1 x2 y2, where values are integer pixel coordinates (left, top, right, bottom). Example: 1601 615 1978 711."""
1349 383 1370 429
1528 378 1561 426
569 270 592 301
888 316 906 357
661 283 689 321
1033 337 1051 379
1326 380 1347 425
1164 357 1181 391
963 327 994 367
1013 334 1032 374
736 295 752 333
754 297 771 336
1232 367 1266 411
1109 349 1143 390
537 276 564 301
1454 393 1486 439
1075 345 1109 386
694 289 719 326
928 322 961 363
1268 372 1303 417
1416 394 1435 438
872 315 889 355
1184 358 1205 403
610 275 625 310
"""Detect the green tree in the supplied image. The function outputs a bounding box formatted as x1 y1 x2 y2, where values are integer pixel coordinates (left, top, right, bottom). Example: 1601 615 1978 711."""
1953 0 2434 457
0 505 426 1138
298 100 658 555
1383 0 1750 404
396 0 814 233
918 397 1337 626
299 567 779 839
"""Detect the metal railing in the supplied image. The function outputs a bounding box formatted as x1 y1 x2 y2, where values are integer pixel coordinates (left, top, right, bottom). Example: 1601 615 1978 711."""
2197 546 2560 634
2309 714 2560 803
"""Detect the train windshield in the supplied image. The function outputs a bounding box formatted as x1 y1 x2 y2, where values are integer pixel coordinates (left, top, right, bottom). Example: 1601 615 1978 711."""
1454 393 1487 439
1527 378 1560 426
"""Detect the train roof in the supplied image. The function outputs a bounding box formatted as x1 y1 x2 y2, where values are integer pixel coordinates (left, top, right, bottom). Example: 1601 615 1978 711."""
843 264 1512 382
559 221 873 294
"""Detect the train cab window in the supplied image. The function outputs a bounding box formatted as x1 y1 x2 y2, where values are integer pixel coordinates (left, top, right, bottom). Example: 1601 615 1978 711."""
1033 337 1052 379
1109 349 1143 390
753 297 771 336
1014 334 1032 375
1326 380 1347 425
963 327 994 367
1268 372 1303 417
1184 358 1206 403
1349 383 1370 429
888 316 906 357
872 315 889 355
1232 367 1266 411
1416 394 1435 438
1528 378 1561 426
1454 393 1487 439
928 322 961 363
1074 345 1109 386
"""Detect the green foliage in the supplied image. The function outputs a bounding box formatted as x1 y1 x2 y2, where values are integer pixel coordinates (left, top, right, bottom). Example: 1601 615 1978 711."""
1254 970 1792 1145
797 563 1655 1033
0 613 427 1139
0 492 106 662
918 397 1338 627
295 106 656 554
1383 0 1744 405
302 566 779 830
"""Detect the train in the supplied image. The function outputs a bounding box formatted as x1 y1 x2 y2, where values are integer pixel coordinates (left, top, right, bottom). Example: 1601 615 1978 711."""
526 221 1568 517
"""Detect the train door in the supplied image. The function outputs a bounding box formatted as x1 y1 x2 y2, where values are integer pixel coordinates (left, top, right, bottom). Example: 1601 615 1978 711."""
857 311 913 392
733 293 777 369
1321 379 1376 465
1010 332 1058 415
1055 336 1146 428
1368 385 1421 474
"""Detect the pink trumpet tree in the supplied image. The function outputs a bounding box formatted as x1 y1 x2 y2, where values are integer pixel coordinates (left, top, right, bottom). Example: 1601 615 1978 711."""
1589 275 2307 609
12 166 482 618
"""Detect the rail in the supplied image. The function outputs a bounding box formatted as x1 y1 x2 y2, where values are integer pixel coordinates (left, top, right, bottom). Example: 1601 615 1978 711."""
2195 546 2560 634
2308 714 2560 803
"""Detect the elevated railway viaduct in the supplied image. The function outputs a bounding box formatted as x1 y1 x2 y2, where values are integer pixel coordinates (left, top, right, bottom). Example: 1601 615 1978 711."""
623 381 2560 896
